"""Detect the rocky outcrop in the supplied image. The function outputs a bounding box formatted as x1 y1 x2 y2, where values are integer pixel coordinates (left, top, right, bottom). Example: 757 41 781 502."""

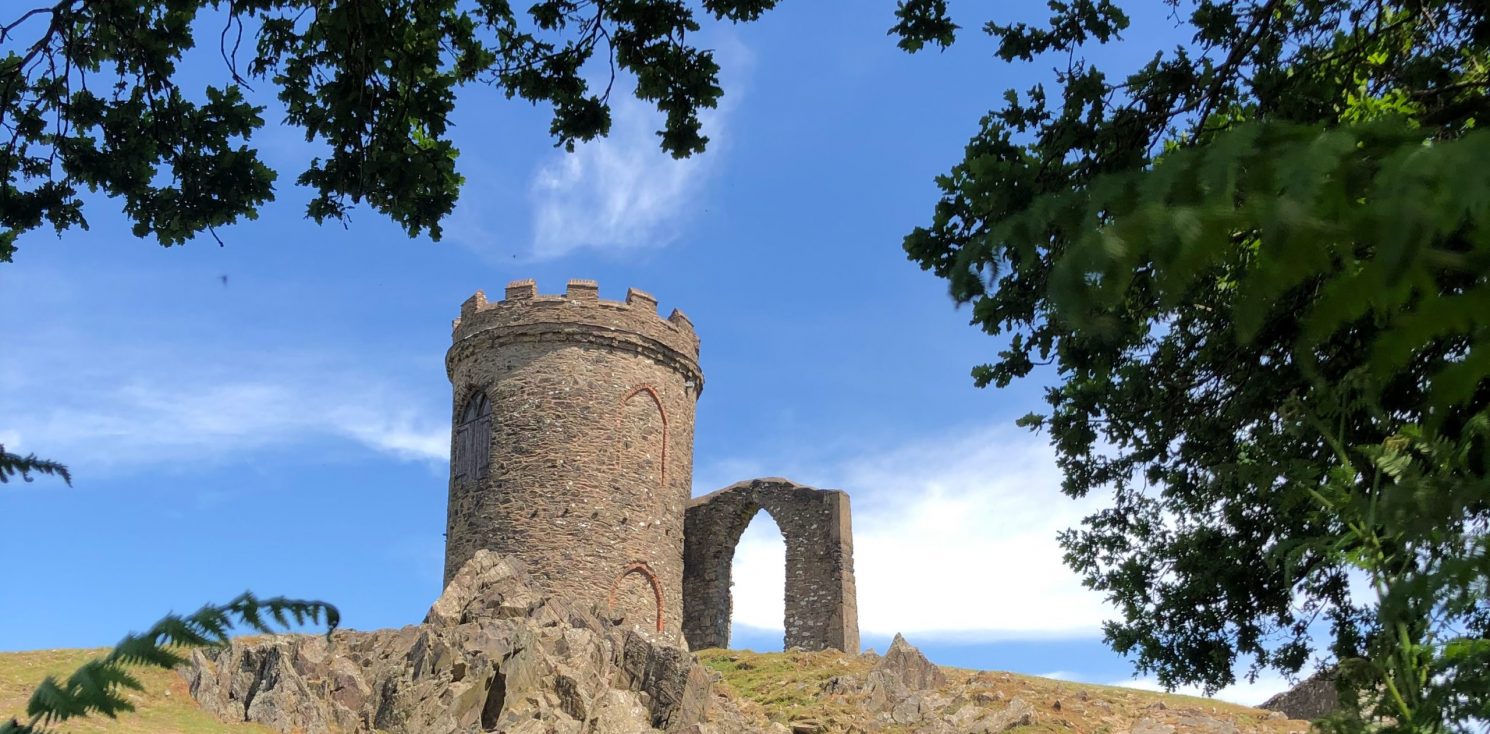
871 633 947 692
1260 669 1340 721
860 633 951 722
183 551 733 734
815 635 1034 734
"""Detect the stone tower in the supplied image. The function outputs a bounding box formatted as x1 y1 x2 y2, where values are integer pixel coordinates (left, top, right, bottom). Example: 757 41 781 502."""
443 279 703 639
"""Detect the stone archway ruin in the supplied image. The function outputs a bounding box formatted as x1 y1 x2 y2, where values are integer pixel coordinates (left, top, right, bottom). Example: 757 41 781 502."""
682 478 859 653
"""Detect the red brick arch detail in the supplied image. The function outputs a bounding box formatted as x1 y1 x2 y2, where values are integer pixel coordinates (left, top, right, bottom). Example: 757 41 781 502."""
606 561 665 632
615 384 669 486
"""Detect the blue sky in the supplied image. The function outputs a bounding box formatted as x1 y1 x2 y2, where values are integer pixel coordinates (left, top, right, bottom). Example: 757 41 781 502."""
2 1 1293 706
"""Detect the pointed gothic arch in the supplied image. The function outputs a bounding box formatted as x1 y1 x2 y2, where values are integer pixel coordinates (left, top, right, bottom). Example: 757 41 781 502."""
615 384 669 487
453 390 491 484
606 561 665 632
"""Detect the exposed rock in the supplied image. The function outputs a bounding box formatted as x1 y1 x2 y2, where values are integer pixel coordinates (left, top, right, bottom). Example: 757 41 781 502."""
984 698 1035 733
183 551 734 734
1260 669 1340 721
819 675 860 695
804 635 1037 734
681 683 773 734
1172 713 1240 734
872 633 946 692
1130 718 1175 734
887 690 949 725
947 697 1033 734
858 634 948 720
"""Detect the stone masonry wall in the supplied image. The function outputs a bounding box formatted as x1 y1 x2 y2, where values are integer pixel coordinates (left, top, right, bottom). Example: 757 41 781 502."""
682 478 859 653
443 279 704 641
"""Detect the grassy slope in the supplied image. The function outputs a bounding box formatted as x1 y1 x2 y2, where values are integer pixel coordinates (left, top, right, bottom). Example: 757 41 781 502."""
696 649 1309 734
2 647 1304 734
0 648 269 734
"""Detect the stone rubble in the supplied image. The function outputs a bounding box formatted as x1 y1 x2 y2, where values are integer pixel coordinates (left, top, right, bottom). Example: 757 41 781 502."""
183 551 737 734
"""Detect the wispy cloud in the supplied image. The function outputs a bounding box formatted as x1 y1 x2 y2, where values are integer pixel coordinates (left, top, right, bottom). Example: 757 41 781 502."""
1112 673 1293 708
521 37 753 260
706 423 1117 639
1 339 447 474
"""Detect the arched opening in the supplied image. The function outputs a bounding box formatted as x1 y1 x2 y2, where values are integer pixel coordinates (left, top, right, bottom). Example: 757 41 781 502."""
453 390 491 484
606 561 665 632
617 385 667 490
727 508 786 651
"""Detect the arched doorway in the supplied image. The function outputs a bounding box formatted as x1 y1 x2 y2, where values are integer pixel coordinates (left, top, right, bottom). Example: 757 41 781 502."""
727 509 786 650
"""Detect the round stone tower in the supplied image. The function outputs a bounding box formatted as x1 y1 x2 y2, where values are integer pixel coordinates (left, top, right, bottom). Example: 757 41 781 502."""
443 279 703 639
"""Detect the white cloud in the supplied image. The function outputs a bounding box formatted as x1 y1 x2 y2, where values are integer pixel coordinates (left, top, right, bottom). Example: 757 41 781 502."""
712 424 1117 639
1039 671 1082 681
1 342 448 473
1113 673 1293 708
331 405 450 463
521 37 752 260
731 510 788 630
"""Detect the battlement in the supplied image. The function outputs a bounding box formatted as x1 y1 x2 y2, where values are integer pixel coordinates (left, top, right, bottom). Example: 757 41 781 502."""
450 280 702 380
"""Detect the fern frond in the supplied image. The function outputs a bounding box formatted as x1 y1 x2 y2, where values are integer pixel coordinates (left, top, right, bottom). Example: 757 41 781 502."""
0 446 71 486
1 718 36 734
17 594 337 733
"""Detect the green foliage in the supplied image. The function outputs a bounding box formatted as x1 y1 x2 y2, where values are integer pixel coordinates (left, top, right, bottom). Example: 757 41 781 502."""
0 0 968 257
1302 419 1490 732
1012 117 1490 415
0 593 339 734
0 0 787 258
889 0 958 53
901 0 1490 731
0 444 70 486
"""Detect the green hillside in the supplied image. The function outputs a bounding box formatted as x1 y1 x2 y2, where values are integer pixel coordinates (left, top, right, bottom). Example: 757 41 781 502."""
3 647 1305 734
0 649 267 734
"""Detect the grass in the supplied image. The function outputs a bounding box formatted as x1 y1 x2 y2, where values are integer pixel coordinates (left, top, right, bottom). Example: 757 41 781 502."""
697 648 1310 734
700 648 871 728
0 648 268 734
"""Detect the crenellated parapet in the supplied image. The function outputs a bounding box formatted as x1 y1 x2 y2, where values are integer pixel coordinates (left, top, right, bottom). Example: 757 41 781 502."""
447 279 703 392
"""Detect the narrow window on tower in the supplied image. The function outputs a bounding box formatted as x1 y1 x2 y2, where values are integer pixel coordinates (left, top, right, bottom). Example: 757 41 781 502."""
454 390 492 483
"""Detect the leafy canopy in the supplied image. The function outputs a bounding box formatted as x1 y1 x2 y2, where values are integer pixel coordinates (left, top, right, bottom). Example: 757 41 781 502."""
896 0 1490 731
0 0 786 260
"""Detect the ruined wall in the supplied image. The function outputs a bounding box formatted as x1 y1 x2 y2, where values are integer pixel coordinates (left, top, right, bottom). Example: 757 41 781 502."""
682 478 859 653
443 279 704 640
